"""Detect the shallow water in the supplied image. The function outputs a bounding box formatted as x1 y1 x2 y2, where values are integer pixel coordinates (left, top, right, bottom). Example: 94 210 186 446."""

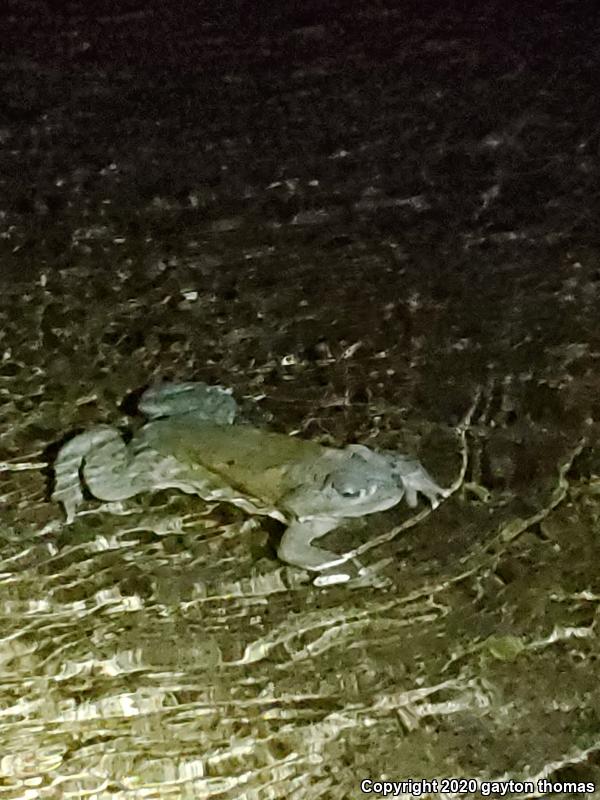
1 2 600 798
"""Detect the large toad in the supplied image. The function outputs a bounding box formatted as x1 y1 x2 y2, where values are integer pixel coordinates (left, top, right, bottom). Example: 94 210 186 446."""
53 383 447 583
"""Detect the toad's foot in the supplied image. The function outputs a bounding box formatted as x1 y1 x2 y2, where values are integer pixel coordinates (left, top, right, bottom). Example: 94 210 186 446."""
314 557 394 588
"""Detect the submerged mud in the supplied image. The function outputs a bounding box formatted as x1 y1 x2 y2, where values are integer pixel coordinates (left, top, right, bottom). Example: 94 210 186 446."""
1 1 600 797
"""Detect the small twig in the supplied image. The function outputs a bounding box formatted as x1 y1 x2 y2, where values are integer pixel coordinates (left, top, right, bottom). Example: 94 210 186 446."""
0 460 48 472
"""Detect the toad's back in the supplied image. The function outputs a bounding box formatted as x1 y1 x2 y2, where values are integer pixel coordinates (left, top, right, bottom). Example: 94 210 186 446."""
142 417 326 503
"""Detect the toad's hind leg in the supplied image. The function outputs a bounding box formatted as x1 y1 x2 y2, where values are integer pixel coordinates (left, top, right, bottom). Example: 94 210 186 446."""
138 382 237 424
52 426 137 523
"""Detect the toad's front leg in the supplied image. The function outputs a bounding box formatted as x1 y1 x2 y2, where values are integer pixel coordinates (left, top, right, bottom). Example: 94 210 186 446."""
381 453 448 509
278 516 355 583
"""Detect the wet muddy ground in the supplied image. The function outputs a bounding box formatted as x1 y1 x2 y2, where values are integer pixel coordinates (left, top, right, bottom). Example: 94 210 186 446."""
1 1 600 798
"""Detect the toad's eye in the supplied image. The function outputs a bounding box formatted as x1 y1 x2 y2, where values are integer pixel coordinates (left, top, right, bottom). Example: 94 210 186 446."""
335 483 378 499
339 487 363 498
324 475 362 497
